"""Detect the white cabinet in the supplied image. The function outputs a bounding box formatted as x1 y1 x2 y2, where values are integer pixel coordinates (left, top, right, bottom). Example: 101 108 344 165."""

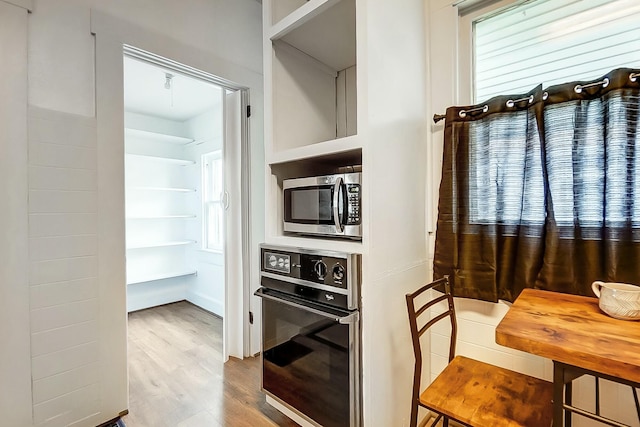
124 129 198 295
267 0 357 155
264 0 362 252
262 0 429 425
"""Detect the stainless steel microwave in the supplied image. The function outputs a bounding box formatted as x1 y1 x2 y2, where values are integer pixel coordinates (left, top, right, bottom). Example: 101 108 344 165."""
283 172 362 239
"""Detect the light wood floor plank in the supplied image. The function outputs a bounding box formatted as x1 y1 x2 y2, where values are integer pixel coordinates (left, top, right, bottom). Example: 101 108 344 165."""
123 301 298 427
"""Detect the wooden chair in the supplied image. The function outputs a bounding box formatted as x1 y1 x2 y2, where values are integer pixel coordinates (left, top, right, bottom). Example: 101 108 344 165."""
406 276 554 427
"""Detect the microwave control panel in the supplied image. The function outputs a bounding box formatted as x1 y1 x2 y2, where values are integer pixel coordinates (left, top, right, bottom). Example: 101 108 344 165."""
346 184 361 225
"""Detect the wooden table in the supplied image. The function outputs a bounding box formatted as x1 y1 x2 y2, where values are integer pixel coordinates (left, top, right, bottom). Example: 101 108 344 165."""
495 288 640 426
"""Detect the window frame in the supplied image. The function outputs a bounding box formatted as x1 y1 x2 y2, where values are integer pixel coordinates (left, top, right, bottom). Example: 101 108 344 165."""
202 150 224 252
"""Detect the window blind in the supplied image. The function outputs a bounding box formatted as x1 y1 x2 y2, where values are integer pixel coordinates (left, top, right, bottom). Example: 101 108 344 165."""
474 0 640 102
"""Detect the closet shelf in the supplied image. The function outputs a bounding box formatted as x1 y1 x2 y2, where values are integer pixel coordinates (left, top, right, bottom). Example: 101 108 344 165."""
126 240 196 249
127 270 197 285
126 214 197 219
128 186 196 192
125 127 194 145
126 153 195 166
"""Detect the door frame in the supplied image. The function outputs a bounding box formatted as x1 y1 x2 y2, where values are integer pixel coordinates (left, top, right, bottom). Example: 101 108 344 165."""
92 9 258 415
122 45 251 360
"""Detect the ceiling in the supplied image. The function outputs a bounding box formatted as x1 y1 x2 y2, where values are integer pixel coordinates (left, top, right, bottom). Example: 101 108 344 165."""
123 56 223 122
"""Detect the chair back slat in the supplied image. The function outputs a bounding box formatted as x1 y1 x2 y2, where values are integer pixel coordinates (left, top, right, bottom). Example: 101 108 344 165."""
406 275 457 427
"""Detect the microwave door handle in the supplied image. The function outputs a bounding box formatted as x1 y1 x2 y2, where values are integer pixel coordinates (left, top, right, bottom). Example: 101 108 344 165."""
333 177 344 232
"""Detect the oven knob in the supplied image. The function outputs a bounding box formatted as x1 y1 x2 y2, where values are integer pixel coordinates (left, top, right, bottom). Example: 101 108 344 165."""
314 261 327 279
268 255 277 267
332 264 345 282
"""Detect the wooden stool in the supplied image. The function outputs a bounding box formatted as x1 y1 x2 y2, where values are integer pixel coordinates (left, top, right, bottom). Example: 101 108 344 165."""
406 276 554 427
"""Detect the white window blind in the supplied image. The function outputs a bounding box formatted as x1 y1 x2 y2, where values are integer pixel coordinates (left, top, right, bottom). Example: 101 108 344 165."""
474 0 640 102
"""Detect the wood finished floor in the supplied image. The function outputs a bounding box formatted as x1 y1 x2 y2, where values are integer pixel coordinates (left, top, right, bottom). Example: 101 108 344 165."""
123 301 299 427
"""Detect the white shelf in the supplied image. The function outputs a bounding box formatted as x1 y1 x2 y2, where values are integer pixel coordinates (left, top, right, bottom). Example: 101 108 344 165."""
126 153 195 166
266 235 364 254
270 0 341 39
270 0 356 71
127 270 197 285
127 240 196 249
125 127 194 145
126 215 196 219
129 186 196 192
268 134 361 165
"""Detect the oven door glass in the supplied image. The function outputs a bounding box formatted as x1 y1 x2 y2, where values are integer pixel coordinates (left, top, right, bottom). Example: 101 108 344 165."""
261 294 358 427
284 185 345 225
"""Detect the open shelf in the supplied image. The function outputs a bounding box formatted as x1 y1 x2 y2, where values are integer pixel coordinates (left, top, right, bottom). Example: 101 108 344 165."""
125 127 195 145
126 215 197 219
126 240 196 250
129 186 196 192
268 134 361 166
127 270 197 285
269 0 356 153
126 153 195 166
266 235 364 254
270 0 355 72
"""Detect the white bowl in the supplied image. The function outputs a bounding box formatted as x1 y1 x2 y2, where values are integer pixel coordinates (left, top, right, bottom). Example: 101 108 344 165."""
592 281 640 321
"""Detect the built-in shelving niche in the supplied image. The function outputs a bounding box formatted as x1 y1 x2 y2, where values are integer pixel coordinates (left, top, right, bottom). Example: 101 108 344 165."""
267 147 363 250
270 0 357 153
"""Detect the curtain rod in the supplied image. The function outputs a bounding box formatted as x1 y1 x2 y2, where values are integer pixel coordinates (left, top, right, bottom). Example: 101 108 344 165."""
433 72 640 124
433 114 446 124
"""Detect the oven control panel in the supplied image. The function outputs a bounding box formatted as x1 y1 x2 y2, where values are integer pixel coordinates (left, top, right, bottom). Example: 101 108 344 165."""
264 251 291 274
260 244 360 298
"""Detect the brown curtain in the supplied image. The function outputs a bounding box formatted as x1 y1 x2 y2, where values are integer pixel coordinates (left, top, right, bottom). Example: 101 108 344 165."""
433 68 640 302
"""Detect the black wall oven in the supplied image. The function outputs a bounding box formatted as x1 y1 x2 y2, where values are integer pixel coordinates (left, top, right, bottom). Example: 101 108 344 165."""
255 244 361 427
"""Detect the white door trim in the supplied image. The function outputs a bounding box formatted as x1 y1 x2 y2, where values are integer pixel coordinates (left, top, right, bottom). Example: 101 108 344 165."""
91 9 258 420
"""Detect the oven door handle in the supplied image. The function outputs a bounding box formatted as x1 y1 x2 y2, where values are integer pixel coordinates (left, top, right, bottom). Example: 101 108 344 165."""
255 288 358 324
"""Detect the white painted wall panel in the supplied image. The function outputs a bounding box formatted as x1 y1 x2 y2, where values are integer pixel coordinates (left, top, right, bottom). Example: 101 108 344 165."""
29 142 97 169
30 299 99 333
29 256 98 285
31 320 98 357
30 112 96 147
0 2 32 425
32 341 99 380
9 1 264 424
33 382 100 426
29 165 97 191
29 213 98 237
29 190 97 214
359 0 428 425
30 278 98 309
28 106 100 426
29 235 97 261
32 362 100 404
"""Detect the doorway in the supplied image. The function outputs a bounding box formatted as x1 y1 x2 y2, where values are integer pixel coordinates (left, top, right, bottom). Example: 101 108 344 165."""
122 45 249 362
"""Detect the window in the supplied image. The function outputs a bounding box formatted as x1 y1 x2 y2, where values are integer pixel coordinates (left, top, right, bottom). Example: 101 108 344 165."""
431 0 640 301
464 0 640 102
202 151 223 251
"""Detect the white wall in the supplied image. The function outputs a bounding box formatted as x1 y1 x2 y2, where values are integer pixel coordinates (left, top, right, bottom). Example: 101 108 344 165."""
0 1 265 426
359 0 429 426
184 107 226 316
426 1 639 426
0 2 32 426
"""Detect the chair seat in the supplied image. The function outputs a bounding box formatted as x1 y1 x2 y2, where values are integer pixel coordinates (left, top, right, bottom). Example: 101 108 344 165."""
420 355 553 427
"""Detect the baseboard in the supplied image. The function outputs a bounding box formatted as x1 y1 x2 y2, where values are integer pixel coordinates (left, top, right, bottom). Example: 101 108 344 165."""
186 290 223 317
